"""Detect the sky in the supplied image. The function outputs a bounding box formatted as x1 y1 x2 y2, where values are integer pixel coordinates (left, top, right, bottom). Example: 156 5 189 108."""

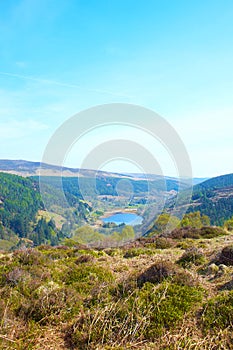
0 0 233 178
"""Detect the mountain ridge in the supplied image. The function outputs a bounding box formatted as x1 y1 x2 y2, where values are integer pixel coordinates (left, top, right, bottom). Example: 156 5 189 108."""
0 159 206 185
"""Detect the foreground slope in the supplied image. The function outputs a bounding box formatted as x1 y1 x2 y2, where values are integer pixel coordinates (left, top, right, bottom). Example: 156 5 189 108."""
0 229 233 349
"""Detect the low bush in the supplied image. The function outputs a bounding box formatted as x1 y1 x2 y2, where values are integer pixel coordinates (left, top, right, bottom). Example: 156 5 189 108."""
201 291 233 331
4 267 26 286
170 226 226 240
63 264 114 295
217 245 233 266
137 261 177 286
154 237 174 249
123 248 154 258
177 247 206 268
200 226 226 238
66 282 203 348
75 254 94 264
17 283 81 324
170 227 200 239
13 248 47 266
137 260 196 288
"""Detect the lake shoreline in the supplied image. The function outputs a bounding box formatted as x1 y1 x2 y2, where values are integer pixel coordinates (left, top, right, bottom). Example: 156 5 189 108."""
100 208 138 220
101 211 143 226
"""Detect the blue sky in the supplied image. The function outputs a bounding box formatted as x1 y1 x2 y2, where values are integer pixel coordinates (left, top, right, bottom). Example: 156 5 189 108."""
0 0 233 177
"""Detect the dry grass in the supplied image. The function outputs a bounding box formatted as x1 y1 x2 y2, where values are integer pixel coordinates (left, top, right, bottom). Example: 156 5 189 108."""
1 233 233 349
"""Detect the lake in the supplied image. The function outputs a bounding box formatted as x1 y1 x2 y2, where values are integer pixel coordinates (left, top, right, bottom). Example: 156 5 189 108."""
102 212 143 226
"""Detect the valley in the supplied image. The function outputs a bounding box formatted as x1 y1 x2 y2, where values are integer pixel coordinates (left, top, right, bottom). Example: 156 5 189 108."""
1 163 233 348
0 159 233 250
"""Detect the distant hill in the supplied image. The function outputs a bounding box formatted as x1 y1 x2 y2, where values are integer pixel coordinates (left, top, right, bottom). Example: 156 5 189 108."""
0 159 129 178
0 159 205 185
168 173 233 225
0 159 206 198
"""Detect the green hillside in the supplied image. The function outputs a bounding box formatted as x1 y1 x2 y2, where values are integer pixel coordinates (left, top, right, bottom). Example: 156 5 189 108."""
0 173 42 236
0 173 65 248
168 173 233 226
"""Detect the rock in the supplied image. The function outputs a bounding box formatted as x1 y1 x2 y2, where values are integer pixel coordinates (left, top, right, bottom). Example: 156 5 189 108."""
207 263 219 275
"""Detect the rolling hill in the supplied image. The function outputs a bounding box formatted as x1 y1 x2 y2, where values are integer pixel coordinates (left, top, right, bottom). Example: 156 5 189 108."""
0 159 197 191
168 173 233 225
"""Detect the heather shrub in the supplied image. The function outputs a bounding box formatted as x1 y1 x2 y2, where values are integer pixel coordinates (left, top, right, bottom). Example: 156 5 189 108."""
217 245 233 266
123 248 154 258
137 261 177 286
75 254 94 264
4 267 26 286
66 282 203 348
17 283 81 324
201 291 233 331
170 227 200 239
177 247 206 268
13 248 47 266
199 226 226 238
154 237 174 249
63 264 114 295
137 260 196 288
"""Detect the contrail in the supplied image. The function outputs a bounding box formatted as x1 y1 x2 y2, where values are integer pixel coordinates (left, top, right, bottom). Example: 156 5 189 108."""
0 71 132 99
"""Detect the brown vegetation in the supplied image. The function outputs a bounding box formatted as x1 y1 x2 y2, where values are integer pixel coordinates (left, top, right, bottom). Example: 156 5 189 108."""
0 230 233 349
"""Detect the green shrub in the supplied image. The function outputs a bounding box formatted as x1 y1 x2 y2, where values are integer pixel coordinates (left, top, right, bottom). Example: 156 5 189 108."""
75 249 106 258
40 246 74 260
104 248 123 257
17 283 81 324
200 226 226 239
177 248 206 268
63 264 114 295
201 291 233 331
66 282 203 348
154 237 174 249
123 248 154 258
13 249 47 266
